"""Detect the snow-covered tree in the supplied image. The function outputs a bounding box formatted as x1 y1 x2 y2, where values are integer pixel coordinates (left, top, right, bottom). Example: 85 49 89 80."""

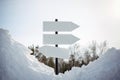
28 44 35 55
69 41 108 66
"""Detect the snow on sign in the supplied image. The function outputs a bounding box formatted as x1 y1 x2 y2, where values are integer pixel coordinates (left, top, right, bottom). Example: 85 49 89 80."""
40 20 79 59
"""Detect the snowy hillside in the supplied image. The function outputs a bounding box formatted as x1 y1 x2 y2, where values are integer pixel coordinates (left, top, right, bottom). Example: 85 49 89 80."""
0 28 120 80
0 29 54 80
56 48 120 80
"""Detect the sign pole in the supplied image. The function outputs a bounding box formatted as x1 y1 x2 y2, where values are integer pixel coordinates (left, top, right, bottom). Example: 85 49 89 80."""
55 19 59 75
55 55 58 75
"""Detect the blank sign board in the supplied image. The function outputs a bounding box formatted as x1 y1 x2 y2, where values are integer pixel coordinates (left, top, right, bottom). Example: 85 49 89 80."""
42 21 80 59
39 46 69 59
43 34 80 44
43 21 79 32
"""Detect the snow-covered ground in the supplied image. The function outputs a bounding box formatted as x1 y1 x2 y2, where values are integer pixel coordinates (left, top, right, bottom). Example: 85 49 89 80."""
56 48 120 80
0 29 54 80
0 28 120 80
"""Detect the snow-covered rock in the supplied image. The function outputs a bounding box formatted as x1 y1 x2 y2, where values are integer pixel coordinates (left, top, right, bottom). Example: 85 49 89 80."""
0 29 54 80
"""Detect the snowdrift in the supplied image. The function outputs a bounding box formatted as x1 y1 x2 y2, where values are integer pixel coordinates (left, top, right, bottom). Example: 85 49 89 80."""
57 48 120 80
0 28 120 80
0 29 54 80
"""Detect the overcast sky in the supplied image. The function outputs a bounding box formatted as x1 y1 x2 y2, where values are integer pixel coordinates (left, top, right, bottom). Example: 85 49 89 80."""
0 0 120 48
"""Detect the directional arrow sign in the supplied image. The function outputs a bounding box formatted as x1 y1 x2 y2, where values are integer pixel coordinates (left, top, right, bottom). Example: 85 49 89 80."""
43 21 79 31
39 46 69 59
43 34 80 44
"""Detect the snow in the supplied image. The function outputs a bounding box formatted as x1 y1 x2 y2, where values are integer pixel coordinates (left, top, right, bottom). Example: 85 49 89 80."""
57 48 120 80
0 28 120 80
0 29 54 80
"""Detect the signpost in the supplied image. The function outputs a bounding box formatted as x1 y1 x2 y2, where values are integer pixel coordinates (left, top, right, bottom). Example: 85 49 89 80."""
41 19 79 75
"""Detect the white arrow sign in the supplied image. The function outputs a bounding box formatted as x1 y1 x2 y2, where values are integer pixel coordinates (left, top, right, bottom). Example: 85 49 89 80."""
42 20 80 59
43 34 79 44
43 21 79 31
39 46 69 59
